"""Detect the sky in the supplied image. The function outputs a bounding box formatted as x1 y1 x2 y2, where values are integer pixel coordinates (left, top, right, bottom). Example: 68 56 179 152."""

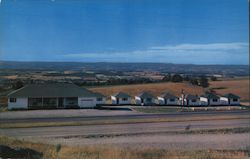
0 0 249 64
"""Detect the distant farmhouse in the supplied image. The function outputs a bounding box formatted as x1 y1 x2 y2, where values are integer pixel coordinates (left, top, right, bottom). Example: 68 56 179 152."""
7 83 241 110
8 83 103 109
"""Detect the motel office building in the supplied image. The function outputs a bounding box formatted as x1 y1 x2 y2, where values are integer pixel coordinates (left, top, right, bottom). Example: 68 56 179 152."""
8 83 101 110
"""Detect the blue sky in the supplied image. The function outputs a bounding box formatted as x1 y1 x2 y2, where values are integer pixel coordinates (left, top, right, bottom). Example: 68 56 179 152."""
0 0 249 64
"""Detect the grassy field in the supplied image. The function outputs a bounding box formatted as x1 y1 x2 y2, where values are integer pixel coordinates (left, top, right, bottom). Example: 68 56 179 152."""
210 79 250 101
90 82 205 97
0 135 249 159
134 107 182 113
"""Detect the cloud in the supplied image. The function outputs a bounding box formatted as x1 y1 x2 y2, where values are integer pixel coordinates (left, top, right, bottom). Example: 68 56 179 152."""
150 42 248 51
62 42 249 64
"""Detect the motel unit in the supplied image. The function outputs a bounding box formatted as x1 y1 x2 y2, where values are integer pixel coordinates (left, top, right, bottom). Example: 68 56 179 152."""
135 92 156 105
220 93 240 105
158 92 179 105
111 92 131 105
200 93 220 106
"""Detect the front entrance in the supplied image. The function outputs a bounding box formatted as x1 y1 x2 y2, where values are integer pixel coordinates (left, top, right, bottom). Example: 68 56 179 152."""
58 98 64 108
164 99 167 105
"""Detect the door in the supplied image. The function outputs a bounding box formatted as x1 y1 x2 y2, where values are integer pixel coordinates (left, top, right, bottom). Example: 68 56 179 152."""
164 99 167 105
58 98 64 108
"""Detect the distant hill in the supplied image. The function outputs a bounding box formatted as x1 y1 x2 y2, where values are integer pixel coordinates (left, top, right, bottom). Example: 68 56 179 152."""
0 61 249 76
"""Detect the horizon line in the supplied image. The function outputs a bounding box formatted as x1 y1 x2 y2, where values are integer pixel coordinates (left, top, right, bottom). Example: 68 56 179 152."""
0 60 249 66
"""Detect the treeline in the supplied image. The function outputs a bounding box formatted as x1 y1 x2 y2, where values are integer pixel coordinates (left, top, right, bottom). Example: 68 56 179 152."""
8 74 213 89
162 74 210 88
75 77 155 87
76 74 212 88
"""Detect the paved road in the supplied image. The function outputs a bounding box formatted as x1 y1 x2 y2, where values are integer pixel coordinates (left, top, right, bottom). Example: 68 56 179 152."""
1 110 249 124
1 118 249 138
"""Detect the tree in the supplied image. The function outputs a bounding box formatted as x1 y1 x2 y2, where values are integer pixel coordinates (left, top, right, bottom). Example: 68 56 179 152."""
190 78 199 85
183 75 190 81
171 74 183 82
210 76 217 81
162 73 171 82
12 80 24 89
199 76 209 88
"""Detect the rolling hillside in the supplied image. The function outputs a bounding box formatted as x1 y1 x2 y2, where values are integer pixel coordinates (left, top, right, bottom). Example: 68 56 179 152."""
89 82 205 98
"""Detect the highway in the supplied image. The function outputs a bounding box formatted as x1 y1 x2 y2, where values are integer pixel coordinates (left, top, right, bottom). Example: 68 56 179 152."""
0 110 249 124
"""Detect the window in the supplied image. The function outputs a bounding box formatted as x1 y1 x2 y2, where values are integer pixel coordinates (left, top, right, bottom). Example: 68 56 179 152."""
28 98 42 107
97 98 103 101
212 99 218 102
122 98 128 101
191 99 196 102
10 98 16 103
146 98 152 102
43 98 57 106
170 99 175 102
233 98 238 102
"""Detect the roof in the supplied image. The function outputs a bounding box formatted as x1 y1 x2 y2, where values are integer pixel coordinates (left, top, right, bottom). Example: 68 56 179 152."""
137 92 155 99
93 92 106 98
8 83 97 98
185 94 199 100
200 93 220 99
112 92 131 98
160 92 178 99
222 93 240 99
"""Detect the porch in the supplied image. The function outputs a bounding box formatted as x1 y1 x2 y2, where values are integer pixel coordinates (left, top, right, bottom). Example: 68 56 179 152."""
28 97 78 109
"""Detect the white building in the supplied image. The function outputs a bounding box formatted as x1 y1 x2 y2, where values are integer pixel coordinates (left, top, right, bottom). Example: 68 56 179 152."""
111 92 131 105
220 93 240 105
200 93 220 106
158 92 179 105
135 92 156 105
8 83 99 110
180 94 200 106
94 92 106 105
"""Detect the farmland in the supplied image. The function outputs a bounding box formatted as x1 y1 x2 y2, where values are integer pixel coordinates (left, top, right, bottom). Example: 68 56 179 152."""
89 79 250 101
90 82 205 97
210 79 250 101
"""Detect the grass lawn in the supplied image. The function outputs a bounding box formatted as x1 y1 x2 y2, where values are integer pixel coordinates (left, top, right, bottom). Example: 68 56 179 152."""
0 135 249 159
133 107 183 113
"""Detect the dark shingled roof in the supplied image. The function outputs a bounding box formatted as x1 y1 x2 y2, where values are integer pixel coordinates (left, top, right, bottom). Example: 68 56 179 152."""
222 93 240 99
185 94 199 100
137 92 155 99
112 92 131 98
160 92 178 99
93 92 106 98
8 83 97 98
200 93 220 99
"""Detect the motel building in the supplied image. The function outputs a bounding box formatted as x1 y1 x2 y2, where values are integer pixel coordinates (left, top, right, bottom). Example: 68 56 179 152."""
180 94 200 106
200 93 220 106
135 92 156 105
158 92 179 105
93 92 106 105
220 93 241 106
7 83 99 110
111 92 131 105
